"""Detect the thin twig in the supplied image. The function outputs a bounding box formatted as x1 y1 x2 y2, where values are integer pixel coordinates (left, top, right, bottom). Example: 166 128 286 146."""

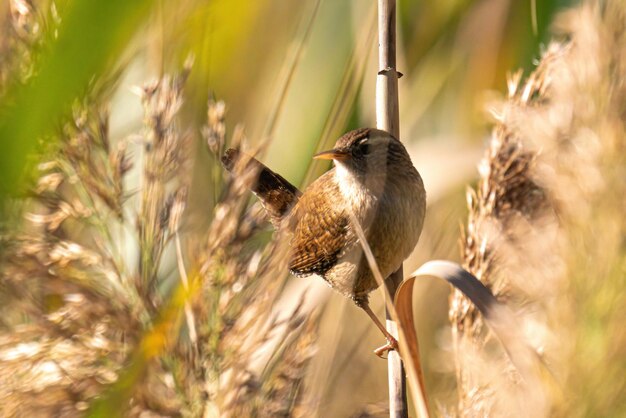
348 211 430 418
175 231 198 346
375 1 408 417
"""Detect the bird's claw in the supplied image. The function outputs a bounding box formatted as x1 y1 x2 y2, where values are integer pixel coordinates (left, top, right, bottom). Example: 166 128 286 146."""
374 336 399 358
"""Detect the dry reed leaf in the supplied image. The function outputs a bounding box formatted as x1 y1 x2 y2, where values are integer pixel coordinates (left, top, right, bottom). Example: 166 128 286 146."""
398 261 548 384
347 211 430 418
389 260 552 418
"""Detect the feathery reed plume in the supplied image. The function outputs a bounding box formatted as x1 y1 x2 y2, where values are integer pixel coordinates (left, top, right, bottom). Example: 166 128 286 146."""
137 65 192 305
452 0 626 416
257 313 319 418
0 101 136 416
162 99 320 416
451 67 553 415
0 58 197 414
0 46 320 415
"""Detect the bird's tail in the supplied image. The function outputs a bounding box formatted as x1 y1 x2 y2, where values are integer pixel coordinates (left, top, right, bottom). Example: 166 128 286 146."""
221 148 301 227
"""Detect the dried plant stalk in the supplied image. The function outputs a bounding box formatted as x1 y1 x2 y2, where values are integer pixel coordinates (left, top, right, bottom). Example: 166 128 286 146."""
375 1 408 417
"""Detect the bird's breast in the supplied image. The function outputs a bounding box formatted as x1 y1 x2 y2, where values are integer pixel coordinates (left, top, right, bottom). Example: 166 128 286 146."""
326 166 425 299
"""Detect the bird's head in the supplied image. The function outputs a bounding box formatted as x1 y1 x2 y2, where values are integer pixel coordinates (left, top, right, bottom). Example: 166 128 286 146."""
313 128 411 180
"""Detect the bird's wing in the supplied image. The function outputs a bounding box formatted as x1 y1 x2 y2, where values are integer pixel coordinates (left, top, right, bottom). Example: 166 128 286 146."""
222 149 301 227
288 171 355 277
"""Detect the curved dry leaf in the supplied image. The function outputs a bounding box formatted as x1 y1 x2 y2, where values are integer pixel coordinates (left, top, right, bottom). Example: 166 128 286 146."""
394 277 430 416
397 260 549 386
347 212 430 418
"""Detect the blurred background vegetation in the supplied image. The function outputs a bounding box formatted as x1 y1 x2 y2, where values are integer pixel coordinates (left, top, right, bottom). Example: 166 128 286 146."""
0 0 574 196
1 0 624 417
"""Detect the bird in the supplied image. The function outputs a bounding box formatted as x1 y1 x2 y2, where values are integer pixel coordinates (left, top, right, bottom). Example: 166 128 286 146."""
221 128 426 355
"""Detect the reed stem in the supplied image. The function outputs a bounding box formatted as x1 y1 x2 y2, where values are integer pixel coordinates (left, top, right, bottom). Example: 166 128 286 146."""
375 1 407 417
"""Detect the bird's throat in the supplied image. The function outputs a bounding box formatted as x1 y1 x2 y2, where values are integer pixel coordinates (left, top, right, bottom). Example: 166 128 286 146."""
334 163 387 228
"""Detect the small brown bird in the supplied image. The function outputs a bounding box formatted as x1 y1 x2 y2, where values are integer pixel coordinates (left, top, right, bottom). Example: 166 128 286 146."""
222 128 426 354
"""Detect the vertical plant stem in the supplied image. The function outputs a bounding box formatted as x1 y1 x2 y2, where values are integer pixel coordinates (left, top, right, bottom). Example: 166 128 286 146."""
376 1 407 417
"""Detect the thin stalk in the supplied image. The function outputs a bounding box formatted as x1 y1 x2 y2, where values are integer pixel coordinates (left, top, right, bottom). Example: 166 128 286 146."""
175 231 198 347
375 1 407 417
348 212 429 418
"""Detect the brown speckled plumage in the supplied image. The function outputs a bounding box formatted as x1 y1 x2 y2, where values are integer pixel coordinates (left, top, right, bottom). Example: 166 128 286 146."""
287 170 349 276
222 128 426 305
221 148 301 227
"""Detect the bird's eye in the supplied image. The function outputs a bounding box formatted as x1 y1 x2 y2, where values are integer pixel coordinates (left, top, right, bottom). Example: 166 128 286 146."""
360 143 371 155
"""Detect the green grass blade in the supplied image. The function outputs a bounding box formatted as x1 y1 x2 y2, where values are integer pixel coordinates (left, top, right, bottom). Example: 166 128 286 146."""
0 0 156 198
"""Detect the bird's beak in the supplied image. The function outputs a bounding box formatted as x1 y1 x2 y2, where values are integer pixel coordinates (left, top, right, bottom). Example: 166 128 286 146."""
313 148 351 161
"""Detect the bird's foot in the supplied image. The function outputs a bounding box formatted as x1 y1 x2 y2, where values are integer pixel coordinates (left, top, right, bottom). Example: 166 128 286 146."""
373 336 399 358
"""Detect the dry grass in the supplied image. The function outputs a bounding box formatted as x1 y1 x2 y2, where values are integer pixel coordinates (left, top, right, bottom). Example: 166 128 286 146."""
452 1 626 416
0 16 319 413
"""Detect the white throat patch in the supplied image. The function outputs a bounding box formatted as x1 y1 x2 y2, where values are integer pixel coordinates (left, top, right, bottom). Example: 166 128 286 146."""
335 162 387 228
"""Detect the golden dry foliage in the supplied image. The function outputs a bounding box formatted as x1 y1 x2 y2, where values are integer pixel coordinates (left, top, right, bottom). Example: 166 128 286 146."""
0 4 318 417
0 55 318 418
452 1 626 416
176 100 319 417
